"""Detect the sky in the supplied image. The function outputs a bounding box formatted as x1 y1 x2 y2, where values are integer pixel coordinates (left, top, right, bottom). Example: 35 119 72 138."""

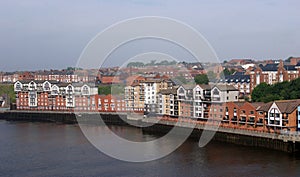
0 0 300 71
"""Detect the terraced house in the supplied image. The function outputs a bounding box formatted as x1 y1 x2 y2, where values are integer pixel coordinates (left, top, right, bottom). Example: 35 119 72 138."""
264 100 300 132
14 80 98 111
222 100 300 132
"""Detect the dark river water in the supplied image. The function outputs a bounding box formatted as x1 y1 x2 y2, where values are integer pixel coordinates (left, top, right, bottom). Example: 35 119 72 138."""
1 120 300 177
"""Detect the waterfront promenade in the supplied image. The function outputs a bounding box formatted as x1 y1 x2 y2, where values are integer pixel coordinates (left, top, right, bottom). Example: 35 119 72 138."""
142 117 300 143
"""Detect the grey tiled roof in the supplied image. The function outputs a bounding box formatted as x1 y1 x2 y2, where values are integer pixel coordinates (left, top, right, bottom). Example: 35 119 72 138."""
220 74 250 83
260 64 278 71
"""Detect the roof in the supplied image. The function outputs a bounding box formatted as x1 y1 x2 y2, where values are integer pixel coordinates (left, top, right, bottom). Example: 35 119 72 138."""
181 84 195 90
101 76 121 84
18 80 59 84
258 63 297 72
260 64 278 71
130 82 140 87
231 101 245 107
250 102 265 109
256 102 273 112
274 99 300 113
16 80 96 88
233 72 245 76
284 65 297 71
198 84 212 90
213 84 239 91
221 74 250 83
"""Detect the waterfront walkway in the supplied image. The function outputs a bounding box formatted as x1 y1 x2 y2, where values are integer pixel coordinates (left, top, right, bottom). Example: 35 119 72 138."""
142 117 300 143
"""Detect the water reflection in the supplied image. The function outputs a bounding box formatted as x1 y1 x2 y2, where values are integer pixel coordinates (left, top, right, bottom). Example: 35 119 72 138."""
0 120 300 177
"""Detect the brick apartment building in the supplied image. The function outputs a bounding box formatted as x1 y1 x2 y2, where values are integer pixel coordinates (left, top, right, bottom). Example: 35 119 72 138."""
96 94 126 112
14 80 98 111
249 61 300 92
222 100 300 132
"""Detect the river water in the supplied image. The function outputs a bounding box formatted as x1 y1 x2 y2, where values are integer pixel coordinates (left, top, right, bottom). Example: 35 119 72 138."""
0 120 300 177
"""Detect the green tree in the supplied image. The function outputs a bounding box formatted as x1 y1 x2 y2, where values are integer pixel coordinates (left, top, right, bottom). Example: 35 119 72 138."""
194 74 209 84
251 78 300 102
98 85 112 95
222 68 235 76
98 84 125 95
0 84 15 104
127 62 145 67
251 83 271 102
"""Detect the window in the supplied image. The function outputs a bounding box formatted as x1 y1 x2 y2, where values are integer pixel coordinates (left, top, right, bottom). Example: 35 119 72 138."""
44 82 50 91
213 89 219 95
269 108 281 125
15 83 22 90
82 85 89 95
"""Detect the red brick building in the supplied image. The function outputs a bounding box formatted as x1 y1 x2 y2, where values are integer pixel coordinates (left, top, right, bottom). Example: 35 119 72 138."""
249 61 300 92
96 94 125 112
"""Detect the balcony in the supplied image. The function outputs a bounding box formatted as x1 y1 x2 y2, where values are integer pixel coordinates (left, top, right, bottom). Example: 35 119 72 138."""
231 117 238 123
247 117 255 124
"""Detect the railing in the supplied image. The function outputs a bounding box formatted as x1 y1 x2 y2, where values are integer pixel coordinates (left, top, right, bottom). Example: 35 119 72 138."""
142 116 300 142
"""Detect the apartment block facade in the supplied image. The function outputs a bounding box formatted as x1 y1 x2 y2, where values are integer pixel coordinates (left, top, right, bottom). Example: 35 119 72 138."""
14 80 98 111
249 61 300 92
222 100 300 132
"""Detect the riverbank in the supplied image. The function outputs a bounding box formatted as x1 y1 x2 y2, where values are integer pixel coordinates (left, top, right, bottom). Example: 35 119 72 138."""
1 110 300 153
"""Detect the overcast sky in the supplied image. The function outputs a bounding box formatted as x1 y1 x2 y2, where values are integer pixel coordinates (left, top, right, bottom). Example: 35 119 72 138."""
0 0 300 71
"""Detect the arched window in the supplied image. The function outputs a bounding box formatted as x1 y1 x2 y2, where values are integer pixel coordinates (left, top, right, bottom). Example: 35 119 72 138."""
179 87 185 94
44 82 50 91
15 82 22 91
29 81 36 90
66 85 74 93
51 85 59 95
213 88 219 95
82 85 89 95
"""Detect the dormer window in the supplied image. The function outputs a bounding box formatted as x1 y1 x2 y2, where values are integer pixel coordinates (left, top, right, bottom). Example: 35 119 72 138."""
82 85 90 95
43 81 51 91
213 88 219 95
15 82 22 91
51 85 59 95
179 87 185 94
66 85 74 94
29 81 36 90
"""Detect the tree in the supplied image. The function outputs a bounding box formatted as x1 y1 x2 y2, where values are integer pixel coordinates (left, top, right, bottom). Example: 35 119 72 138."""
127 62 145 67
222 68 235 76
98 85 112 95
0 84 15 104
194 74 209 84
251 83 271 102
251 78 300 102
98 84 125 95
